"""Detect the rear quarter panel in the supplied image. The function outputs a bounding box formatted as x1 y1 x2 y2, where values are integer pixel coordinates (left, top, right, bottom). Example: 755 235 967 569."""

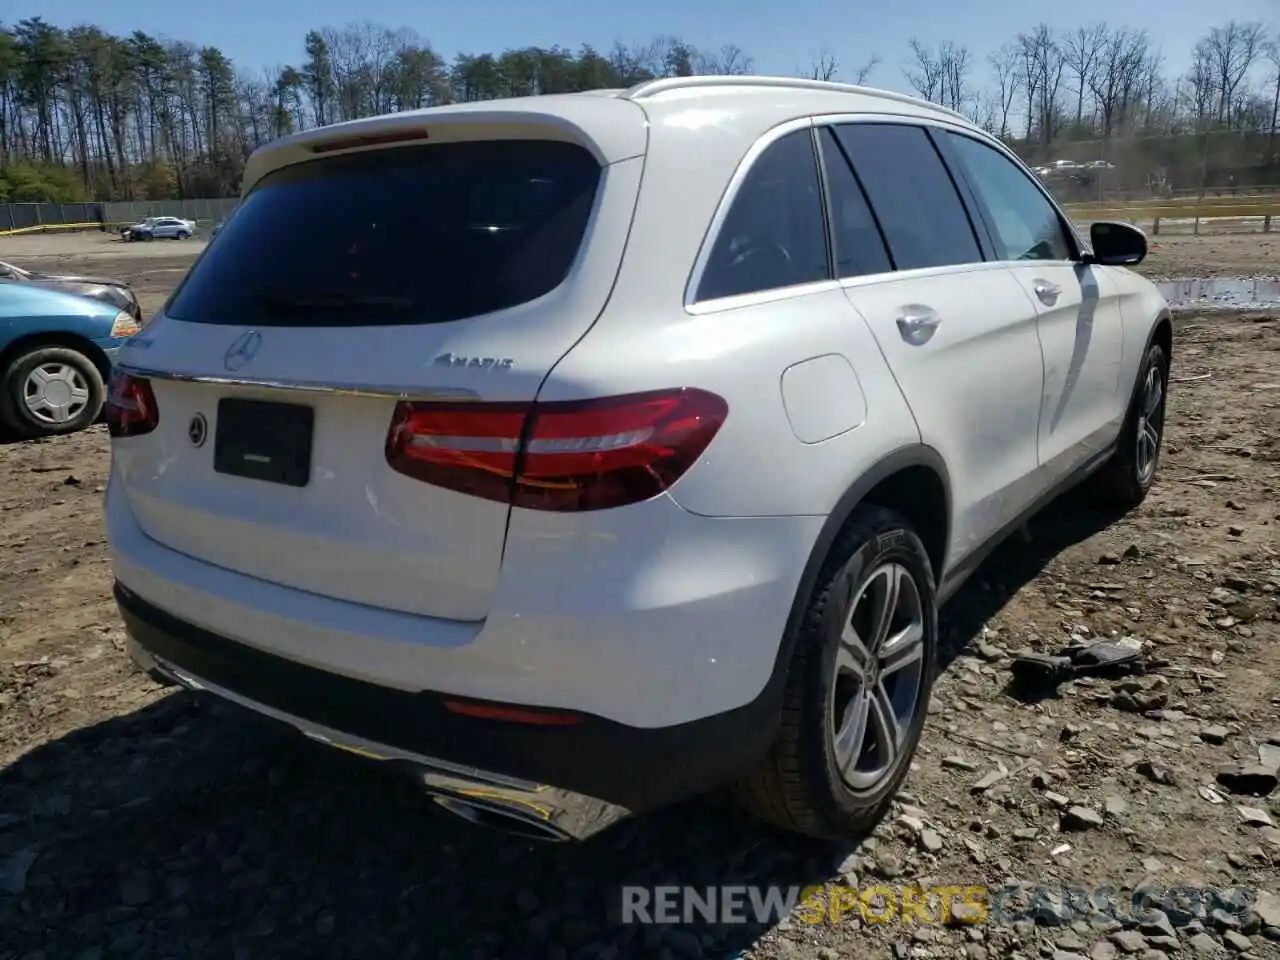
542 285 921 519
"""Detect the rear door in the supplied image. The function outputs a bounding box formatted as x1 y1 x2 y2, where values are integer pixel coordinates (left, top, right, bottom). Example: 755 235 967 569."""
110 125 644 621
825 121 1047 565
941 131 1126 484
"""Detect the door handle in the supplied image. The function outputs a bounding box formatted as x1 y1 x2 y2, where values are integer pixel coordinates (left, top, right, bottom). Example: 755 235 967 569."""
1033 279 1062 305
896 306 942 344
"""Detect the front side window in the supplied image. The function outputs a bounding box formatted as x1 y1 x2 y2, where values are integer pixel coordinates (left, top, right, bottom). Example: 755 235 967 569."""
696 129 829 302
947 133 1074 262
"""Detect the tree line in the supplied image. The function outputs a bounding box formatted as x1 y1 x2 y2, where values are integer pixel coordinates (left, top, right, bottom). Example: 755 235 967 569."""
1 16 1277 203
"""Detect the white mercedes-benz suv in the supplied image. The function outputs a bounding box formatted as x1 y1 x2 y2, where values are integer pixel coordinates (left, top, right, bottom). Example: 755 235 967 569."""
104 76 1171 843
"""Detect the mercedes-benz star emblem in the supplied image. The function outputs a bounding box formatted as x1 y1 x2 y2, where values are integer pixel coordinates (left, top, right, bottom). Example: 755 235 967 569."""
224 330 262 371
188 413 208 448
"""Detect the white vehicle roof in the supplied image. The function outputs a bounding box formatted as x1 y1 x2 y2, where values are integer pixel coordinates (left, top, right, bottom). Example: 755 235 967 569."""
237 77 988 313
240 76 976 195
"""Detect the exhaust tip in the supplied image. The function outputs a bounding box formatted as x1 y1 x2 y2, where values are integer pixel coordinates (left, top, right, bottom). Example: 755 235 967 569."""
432 795 571 842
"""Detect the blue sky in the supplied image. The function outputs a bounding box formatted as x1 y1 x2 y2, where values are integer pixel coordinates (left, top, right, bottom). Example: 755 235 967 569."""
27 0 1279 96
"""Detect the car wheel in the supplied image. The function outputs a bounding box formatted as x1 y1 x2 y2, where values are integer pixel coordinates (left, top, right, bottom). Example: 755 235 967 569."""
1091 341 1168 508
0 346 107 438
730 504 938 839
176 231 190 240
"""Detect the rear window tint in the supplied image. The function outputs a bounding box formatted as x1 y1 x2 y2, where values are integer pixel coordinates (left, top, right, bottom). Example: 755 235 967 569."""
166 140 601 327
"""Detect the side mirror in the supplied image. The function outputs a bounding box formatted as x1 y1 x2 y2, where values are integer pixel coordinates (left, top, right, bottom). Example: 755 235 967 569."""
1083 220 1147 267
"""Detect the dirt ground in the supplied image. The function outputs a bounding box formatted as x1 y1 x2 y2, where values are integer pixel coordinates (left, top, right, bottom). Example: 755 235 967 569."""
0 232 1278 959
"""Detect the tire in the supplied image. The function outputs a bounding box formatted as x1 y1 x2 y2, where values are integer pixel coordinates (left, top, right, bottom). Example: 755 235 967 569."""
0 346 107 439
1090 341 1168 509
176 231 190 240
730 504 938 839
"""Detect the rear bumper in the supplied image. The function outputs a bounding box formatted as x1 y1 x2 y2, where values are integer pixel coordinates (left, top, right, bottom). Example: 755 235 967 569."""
115 581 776 841
105 469 821 729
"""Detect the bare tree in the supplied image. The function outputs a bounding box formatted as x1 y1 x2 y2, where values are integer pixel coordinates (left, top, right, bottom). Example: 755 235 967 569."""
905 39 971 112
987 42 1021 138
1201 21 1266 124
1089 26 1151 138
801 49 879 84
608 41 655 87
1015 34 1041 140
1063 23 1107 126
849 53 881 84
1187 42 1217 127
698 43 754 76
805 48 839 82
942 44 973 113
904 38 944 102
1138 49 1166 130
966 89 997 132
1018 24 1065 144
1265 33 1280 150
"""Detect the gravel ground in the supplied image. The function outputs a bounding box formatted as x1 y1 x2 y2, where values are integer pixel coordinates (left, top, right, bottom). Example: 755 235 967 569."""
0 236 1278 959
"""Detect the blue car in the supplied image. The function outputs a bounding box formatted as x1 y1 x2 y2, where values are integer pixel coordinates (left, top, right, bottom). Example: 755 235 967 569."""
0 281 142 438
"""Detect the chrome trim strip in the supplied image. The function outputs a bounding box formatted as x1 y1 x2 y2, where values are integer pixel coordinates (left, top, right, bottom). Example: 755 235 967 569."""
114 364 479 402
810 112 1089 259
126 638 633 843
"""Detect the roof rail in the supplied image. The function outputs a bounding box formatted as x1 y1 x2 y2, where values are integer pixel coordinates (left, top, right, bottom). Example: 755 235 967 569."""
620 75 968 122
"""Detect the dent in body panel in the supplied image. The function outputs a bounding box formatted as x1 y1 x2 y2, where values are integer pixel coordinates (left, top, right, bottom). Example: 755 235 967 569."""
779 353 867 444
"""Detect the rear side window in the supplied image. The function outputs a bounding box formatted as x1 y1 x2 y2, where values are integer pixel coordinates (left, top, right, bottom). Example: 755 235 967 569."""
831 124 982 271
817 128 892 279
166 140 601 327
696 130 829 302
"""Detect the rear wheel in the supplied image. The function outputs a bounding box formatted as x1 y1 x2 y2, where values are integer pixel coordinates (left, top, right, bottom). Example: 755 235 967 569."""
0 346 106 438
730 505 938 839
1091 341 1168 508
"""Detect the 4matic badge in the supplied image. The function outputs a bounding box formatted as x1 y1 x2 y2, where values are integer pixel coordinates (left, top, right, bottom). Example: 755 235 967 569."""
432 352 514 371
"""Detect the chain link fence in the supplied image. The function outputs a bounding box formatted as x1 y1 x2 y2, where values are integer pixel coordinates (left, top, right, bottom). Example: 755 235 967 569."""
101 198 239 227
0 198 239 235
0 202 104 233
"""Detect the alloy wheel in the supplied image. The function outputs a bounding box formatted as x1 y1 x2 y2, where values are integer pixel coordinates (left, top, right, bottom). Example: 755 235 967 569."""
1135 361 1164 484
830 563 928 792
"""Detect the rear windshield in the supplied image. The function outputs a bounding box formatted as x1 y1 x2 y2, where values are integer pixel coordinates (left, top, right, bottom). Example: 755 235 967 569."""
166 139 602 327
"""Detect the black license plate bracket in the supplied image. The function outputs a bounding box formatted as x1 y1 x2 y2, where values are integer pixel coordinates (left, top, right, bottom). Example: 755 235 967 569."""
213 398 314 488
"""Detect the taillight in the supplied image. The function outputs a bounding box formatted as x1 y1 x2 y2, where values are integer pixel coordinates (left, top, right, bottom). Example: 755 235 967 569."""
385 388 727 511
104 371 159 438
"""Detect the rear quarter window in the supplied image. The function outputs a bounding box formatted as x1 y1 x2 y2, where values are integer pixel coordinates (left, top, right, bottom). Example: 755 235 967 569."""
166 139 602 327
